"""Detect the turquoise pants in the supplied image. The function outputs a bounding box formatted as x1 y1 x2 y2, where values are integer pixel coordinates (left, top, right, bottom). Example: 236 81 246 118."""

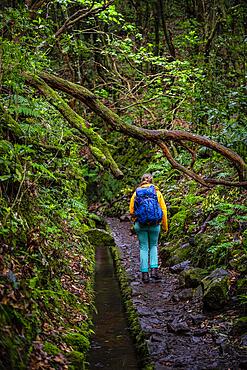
133 222 161 272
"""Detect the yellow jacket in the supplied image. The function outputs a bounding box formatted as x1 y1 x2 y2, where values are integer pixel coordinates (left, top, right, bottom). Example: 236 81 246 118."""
129 183 168 232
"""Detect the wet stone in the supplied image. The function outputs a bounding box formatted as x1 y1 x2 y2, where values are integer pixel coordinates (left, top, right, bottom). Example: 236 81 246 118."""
147 342 167 356
131 281 140 287
169 260 191 273
150 334 164 342
241 334 247 347
193 328 208 336
167 319 190 334
191 336 202 343
159 292 170 299
136 306 152 316
190 314 206 324
149 317 163 325
155 308 165 315
172 288 194 302
148 328 164 335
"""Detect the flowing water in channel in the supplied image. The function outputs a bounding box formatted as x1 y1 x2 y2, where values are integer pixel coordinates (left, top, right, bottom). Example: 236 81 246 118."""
88 245 139 369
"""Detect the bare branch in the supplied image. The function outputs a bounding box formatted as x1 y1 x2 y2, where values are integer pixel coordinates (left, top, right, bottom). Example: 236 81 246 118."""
55 0 115 39
176 141 197 168
159 142 212 187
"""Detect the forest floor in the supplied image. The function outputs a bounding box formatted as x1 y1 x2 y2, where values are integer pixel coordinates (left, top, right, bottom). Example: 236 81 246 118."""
107 217 247 370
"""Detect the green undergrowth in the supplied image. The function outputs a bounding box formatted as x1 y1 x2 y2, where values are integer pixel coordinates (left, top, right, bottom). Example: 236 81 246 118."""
0 101 97 368
0 200 96 370
108 240 154 370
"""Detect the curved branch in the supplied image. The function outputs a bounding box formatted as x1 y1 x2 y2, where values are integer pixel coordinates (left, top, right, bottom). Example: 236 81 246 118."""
55 1 115 39
159 142 212 187
176 141 196 168
38 72 246 186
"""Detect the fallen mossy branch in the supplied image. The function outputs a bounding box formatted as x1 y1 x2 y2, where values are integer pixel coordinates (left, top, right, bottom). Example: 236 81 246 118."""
37 72 247 187
23 73 123 179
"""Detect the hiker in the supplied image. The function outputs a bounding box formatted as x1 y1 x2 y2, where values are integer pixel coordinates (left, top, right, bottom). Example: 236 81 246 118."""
129 173 168 283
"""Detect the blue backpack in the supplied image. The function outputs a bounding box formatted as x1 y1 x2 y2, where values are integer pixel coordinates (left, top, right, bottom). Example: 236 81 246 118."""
134 185 163 225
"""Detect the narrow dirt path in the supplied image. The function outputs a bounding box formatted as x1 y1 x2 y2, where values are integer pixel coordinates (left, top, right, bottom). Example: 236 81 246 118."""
107 217 247 370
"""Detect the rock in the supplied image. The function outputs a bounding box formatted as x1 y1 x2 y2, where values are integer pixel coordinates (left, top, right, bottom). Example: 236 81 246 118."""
159 242 180 265
193 284 204 299
190 314 206 324
150 334 163 342
172 288 194 302
85 228 115 246
167 319 190 334
182 267 208 288
241 334 247 347
193 328 208 336
202 268 230 310
147 342 166 355
136 306 151 317
154 308 165 316
170 260 191 273
119 214 131 221
231 317 247 336
169 245 191 266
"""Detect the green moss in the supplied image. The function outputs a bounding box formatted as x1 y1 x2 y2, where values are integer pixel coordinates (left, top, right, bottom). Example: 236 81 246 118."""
236 277 247 295
43 342 60 356
191 234 218 267
67 350 85 370
160 241 191 266
202 269 230 310
160 240 181 261
85 228 115 247
183 268 208 288
169 209 187 236
64 333 90 352
232 317 247 335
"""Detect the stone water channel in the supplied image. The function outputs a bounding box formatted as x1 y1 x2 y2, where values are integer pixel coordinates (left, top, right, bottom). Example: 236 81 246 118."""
88 243 140 369
88 218 247 370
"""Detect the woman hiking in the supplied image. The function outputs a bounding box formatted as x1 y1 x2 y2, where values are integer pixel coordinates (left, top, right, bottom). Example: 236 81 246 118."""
129 174 168 283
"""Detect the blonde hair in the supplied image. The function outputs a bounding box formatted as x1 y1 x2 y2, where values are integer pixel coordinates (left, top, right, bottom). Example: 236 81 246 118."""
141 173 153 184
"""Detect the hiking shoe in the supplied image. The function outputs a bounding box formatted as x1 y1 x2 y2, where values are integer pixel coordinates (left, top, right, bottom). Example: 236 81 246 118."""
151 268 162 281
142 272 150 283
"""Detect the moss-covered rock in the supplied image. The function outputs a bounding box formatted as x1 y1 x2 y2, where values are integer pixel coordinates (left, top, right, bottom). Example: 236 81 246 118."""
160 241 191 266
170 244 191 265
202 268 230 310
182 268 208 288
229 254 247 274
67 350 85 370
231 317 247 335
160 242 181 266
85 228 115 247
236 277 247 295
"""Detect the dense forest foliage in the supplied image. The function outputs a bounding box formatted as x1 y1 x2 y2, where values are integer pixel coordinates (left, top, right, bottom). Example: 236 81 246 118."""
0 0 246 369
